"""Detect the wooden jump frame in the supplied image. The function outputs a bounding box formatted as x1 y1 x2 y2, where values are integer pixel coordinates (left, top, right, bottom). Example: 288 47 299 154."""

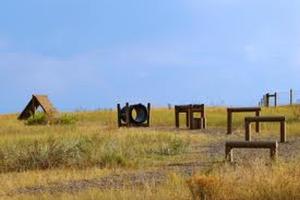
227 107 261 134
264 93 277 107
245 116 286 143
225 141 278 162
175 104 206 129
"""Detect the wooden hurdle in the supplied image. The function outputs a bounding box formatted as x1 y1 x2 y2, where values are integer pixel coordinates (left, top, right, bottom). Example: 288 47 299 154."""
245 116 286 143
227 107 261 134
225 141 278 162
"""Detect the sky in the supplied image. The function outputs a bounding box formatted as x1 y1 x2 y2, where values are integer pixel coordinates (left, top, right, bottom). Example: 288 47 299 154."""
1 0 300 113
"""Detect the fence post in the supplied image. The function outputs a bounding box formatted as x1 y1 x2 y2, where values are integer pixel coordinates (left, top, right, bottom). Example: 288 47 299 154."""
290 89 293 105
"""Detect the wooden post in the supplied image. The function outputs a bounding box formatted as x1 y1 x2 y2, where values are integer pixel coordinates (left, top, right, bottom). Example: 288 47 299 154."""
146 103 151 127
201 106 206 129
290 89 293 105
117 104 121 127
270 147 278 160
225 147 233 162
227 110 232 134
125 103 130 127
274 92 277 107
202 117 206 129
175 107 179 128
280 121 286 143
245 121 251 141
255 110 260 133
266 93 270 107
188 108 193 130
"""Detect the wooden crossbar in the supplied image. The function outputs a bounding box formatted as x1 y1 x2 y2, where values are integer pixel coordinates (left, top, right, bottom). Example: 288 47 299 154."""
227 107 261 134
225 141 278 162
227 107 261 112
245 116 286 142
245 116 285 122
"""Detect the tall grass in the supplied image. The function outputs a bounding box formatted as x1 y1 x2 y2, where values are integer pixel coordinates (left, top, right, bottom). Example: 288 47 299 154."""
188 160 300 200
0 131 190 173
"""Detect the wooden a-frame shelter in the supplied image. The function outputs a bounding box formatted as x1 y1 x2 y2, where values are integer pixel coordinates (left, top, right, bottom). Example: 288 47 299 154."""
18 95 58 120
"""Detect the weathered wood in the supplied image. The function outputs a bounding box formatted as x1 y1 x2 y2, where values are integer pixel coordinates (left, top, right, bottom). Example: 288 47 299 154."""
146 103 151 127
227 107 262 112
245 116 286 142
225 141 278 162
265 92 277 107
245 116 285 122
117 104 121 127
175 104 206 130
227 107 261 134
18 95 58 120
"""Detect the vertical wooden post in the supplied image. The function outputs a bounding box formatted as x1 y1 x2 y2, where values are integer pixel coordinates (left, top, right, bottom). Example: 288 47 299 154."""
225 147 233 162
202 117 206 129
117 104 121 127
201 105 206 129
125 103 130 127
270 142 278 160
188 108 193 130
280 121 286 143
186 111 189 127
290 89 293 105
245 121 251 141
227 109 232 134
255 111 260 133
266 93 270 107
274 92 277 107
175 107 179 128
146 103 151 127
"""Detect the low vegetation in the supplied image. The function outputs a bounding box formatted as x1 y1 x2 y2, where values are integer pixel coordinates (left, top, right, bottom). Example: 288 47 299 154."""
25 113 77 126
0 106 299 199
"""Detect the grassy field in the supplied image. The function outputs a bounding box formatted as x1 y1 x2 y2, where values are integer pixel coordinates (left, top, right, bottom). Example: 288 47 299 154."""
0 106 300 199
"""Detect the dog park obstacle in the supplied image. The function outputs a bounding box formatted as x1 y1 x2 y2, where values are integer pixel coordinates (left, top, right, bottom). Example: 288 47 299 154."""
117 103 150 127
264 92 277 107
175 104 206 130
18 95 58 120
227 107 261 134
225 141 278 162
245 116 286 143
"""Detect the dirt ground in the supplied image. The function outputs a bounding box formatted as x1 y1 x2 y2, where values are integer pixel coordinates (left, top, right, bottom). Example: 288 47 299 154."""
7 127 300 196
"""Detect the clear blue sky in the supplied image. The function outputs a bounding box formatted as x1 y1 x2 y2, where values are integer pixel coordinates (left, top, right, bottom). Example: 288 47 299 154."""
1 0 300 113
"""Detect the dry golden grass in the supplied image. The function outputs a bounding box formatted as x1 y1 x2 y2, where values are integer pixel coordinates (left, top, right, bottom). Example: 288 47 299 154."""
0 106 300 199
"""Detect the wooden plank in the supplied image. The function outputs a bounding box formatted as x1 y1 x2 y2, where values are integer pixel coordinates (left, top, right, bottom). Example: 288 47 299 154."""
227 107 261 112
245 116 285 122
226 141 278 148
225 141 278 162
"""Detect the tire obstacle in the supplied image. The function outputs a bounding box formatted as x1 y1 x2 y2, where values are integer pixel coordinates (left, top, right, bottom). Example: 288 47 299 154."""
117 103 150 127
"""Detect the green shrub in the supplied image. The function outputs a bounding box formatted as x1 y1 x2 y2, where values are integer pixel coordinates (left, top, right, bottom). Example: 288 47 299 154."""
25 112 48 125
0 132 190 172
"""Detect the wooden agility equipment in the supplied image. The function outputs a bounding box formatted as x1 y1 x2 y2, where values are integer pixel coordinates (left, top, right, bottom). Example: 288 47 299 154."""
225 141 278 162
264 92 277 107
227 107 261 134
245 116 286 143
18 95 58 120
175 104 206 130
117 103 150 127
